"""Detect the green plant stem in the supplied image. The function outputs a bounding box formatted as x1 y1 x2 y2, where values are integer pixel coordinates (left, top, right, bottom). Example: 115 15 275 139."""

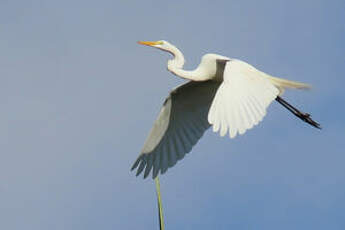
155 177 165 230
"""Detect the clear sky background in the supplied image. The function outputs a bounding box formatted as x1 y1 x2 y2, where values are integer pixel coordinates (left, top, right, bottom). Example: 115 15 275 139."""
1 1 344 229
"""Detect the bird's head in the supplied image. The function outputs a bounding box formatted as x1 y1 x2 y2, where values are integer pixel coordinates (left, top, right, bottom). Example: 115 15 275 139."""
138 40 185 70
138 40 174 54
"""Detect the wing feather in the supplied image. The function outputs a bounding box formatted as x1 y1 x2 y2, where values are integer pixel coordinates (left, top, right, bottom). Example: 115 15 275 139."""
208 60 279 138
160 143 169 174
144 155 153 178
136 157 146 176
132 80 220 178
167 139 177 167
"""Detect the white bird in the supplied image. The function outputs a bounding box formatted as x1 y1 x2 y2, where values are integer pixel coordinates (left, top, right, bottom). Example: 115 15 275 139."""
132 40 320 179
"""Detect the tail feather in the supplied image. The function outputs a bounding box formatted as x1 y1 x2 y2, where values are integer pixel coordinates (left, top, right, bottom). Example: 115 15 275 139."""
265 75 311 90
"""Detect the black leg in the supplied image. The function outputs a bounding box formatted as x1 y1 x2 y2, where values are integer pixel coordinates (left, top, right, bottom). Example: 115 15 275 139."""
275 96 321 129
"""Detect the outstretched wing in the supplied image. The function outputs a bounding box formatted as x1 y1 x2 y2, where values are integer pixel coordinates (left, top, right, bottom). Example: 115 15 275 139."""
132 80 220 179
208 60 280 138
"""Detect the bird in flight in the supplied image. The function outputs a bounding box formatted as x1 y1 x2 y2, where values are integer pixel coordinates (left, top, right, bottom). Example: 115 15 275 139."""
132 40 320 179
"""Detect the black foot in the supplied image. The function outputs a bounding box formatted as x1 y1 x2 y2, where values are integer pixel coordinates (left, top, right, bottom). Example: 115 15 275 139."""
275 96 321 129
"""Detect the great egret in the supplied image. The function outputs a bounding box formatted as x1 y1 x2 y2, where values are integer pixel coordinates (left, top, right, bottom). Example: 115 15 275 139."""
132 40 320 179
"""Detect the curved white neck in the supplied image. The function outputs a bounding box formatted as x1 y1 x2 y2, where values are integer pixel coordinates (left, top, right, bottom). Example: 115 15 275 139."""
166 45 210 81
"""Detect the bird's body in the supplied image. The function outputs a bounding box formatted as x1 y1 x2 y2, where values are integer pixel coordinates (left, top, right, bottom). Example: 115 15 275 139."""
132 40 320 179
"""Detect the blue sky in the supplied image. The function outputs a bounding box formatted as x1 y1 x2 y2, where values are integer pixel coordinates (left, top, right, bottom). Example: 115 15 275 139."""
1 0 344 229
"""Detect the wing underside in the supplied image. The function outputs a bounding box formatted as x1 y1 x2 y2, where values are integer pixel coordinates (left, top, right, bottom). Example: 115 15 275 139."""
132 80 220 178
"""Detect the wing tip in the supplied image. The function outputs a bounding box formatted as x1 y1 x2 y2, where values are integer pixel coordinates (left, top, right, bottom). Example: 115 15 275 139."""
132 154 164 179
131 156 142 171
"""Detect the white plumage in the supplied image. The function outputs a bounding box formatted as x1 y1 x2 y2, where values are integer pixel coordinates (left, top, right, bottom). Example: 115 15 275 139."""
208 60 280 138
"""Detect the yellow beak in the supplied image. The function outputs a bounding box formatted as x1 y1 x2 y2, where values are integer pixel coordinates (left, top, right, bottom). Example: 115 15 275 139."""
137 41 162 47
